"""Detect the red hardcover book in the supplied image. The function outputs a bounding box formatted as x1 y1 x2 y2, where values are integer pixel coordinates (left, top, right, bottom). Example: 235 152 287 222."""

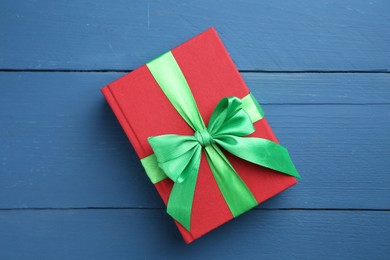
101 27 297 243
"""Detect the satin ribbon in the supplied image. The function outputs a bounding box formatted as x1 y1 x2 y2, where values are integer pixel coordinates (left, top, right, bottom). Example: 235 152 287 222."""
146 51 300 231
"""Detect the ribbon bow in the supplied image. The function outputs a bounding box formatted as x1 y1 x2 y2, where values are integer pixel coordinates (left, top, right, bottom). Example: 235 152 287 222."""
149 96 299 184
146 51 300 231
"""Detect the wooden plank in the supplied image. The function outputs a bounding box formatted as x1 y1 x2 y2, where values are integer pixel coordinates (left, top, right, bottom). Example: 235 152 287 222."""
0 209 389 258
245 73 390 104
1 0 390 71
1 72 389 209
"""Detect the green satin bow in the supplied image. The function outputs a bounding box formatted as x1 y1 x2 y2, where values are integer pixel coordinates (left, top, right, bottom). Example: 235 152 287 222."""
146 51 300 231
149 96 300 184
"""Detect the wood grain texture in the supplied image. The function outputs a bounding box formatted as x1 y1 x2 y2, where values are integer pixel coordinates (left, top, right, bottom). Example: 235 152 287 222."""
1 0 389 71
0 209 389 259
1 72 389 209
1 0 390 255
245 73 390 104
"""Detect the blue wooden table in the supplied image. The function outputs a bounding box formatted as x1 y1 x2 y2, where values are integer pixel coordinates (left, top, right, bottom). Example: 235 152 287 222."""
1 1 389 259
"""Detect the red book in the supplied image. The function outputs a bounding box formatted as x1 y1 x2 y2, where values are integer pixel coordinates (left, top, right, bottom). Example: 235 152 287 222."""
101 27 297 243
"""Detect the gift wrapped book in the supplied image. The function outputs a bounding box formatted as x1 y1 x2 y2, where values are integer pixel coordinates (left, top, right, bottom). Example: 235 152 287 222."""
101 27 300 243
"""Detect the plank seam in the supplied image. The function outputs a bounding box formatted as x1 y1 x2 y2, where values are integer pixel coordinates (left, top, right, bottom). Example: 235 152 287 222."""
0 69 389 73
264 103 390 105
0 207 388 212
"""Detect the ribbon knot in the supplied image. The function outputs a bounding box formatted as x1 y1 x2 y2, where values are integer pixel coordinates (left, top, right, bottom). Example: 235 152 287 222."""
194 129 213 146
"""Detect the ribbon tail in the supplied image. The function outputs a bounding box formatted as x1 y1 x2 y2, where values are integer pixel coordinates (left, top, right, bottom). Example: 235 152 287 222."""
215 136 301 179
166 145 202 231
167 170 198 231
204 144 258 218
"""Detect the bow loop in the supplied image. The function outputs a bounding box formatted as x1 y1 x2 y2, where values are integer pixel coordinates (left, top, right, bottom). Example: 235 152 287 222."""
208 97 255 137
148 134 202 183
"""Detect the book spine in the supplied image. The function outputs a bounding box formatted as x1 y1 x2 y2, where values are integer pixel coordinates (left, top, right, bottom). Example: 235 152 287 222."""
102 85 196 243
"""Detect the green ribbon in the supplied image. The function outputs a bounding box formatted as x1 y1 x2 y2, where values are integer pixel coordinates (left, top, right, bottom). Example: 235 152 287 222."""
146 51 300 231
